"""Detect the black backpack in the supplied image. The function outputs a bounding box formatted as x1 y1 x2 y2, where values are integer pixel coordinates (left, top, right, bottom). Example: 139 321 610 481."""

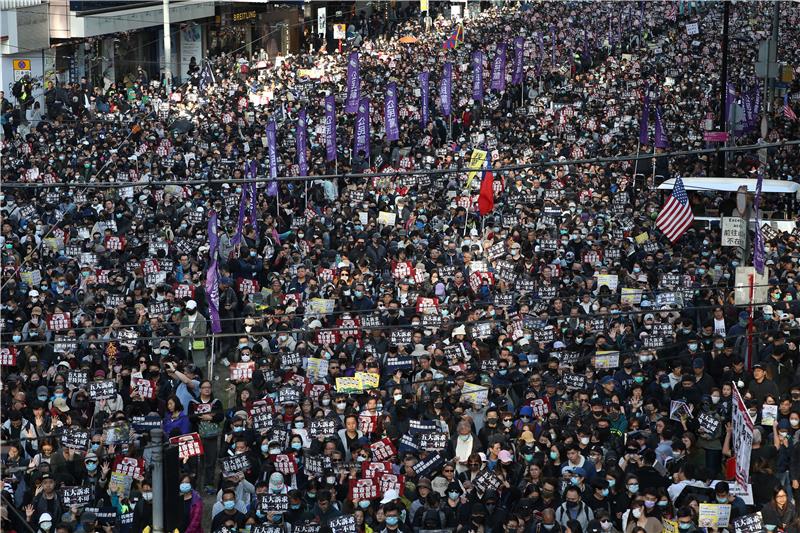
11 81 22 98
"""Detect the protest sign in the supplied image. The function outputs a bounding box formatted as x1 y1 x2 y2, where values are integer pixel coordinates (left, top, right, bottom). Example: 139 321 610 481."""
60 486 92 507
732 513 762 533
732 384 754 489
88 380 117 400
698 503 732 528
169 433 204 460
61 428 90 451
669 400 693 422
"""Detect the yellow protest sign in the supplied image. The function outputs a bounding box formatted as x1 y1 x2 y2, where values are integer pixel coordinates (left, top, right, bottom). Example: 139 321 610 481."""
356 371 380 390
635 232 649 244
465 149 487 189
335 376 363 393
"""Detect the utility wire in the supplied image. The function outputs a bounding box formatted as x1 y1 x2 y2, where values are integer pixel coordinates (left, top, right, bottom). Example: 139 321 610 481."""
4 139 800 190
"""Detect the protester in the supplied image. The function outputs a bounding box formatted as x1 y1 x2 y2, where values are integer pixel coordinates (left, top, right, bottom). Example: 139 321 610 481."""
1 1 800 533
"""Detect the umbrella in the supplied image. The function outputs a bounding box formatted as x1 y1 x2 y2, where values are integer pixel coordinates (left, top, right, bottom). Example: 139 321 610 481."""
399 36 418 44
169 119 194 134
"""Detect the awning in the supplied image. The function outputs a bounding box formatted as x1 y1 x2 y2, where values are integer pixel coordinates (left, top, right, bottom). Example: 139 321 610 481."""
658 177 799 194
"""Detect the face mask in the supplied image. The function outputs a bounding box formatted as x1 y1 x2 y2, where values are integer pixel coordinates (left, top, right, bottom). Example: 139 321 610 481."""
38 395 48 402
272 514 282 523
688 343 698 351
321 398 331 406
180 482 192 493
658 501 668 507
661 382 671 389
233 426 244 433
607 479 616 488
601 488 609 497
394 394 403 402
291 442 302 450
386 517 400 527
39 523 52 532
543 525 555 531
499 369 508 376
86 462 97 472
644 501 656 509
550 451 559 460
503 420 513 428
571 477 580 486
580 437 590 445
448 490 460 500
791 419 800 428
294 421 304 429
12 335 21 343
224 500 236 511
679 524 692 530
270 448 281 455
628 484 639 494
601 521 612 530
336 402 346 410
241 355 251 362
524 454 534 462
459 434 471 442
359 500 370 509
632 509 642 519
91 443 100 452
261 444 270 453
711 396 720 404
327 476 336 484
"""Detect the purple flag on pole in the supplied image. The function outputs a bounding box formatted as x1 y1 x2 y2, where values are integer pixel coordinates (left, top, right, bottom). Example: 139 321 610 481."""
654 105 668 149
231 182 247 245
440 62 452 117
249 180 258 237
536 32 544 76
297 108 308 176
266 119 278 196
491 43 507 92
205 211 222 334
345 52 360 114
754 168 765 275
354 98 370 158
384 82 400 142
324 95 337 162
472 52 484 102
512 37 525 85
419 72 430 127
639 93 650 146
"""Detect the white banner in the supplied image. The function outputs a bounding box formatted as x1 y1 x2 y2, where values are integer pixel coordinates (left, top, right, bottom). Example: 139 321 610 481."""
732 383 754 490
317 7 326 36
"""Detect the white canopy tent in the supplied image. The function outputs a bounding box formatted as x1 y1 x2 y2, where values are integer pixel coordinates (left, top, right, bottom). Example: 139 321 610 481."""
657 177 800 194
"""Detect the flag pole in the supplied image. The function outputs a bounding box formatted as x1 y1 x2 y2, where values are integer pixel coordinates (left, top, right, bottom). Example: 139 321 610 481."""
209 332 215 381
632 140 641 189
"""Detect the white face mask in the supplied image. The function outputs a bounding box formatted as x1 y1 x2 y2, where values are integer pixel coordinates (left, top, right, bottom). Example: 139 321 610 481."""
336 402 346 410
241 354 250 362
632 509 642 519
580 437 590 445
142 492 153 501
711 396 720 404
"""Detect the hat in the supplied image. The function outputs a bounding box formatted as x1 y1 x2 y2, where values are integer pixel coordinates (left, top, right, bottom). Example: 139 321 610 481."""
692 357 704 369
84 452 98 461
644 313 655 321
39 513 53 524
81 511 97 524
739 311 750 321
29 289 39 297
571 467 587 478
53 398 69 413
417 477 432 489
381 488 400 504
763 305 774 315
94 369 106 378
36 385 49 397
753 363 765 370
519 431 535 444
159 340 171 348
519 406 533 417
233 410 248 421
599 376 615 385
185 300 197 310
451 325 466 337
498 450 513 463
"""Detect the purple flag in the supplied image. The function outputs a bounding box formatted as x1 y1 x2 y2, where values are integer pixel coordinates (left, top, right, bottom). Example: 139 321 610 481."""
512 37 525 85
231 182 247 245
419 72 430 127
249 180 258 237
345 52 360 114
639 93 650 146
324 95 337 162
266 119 278 196
654 105 668 149
440 62 452 117
536 32 544 76
725 83 736 124
384 82 400 142
472 51 484 102
297 108 308 176
491 43 507 92
754 168 765 275
205 211 222 334
354 98 370 158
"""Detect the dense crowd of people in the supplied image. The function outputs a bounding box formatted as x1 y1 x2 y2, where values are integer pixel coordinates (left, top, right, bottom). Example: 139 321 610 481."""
2 1 800 533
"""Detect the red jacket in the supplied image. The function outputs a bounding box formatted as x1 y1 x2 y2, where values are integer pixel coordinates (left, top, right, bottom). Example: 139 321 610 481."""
184 490 204 533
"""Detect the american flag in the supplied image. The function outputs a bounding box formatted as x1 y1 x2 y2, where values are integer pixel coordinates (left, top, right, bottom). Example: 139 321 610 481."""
656 176 694 242
784 94 798 122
